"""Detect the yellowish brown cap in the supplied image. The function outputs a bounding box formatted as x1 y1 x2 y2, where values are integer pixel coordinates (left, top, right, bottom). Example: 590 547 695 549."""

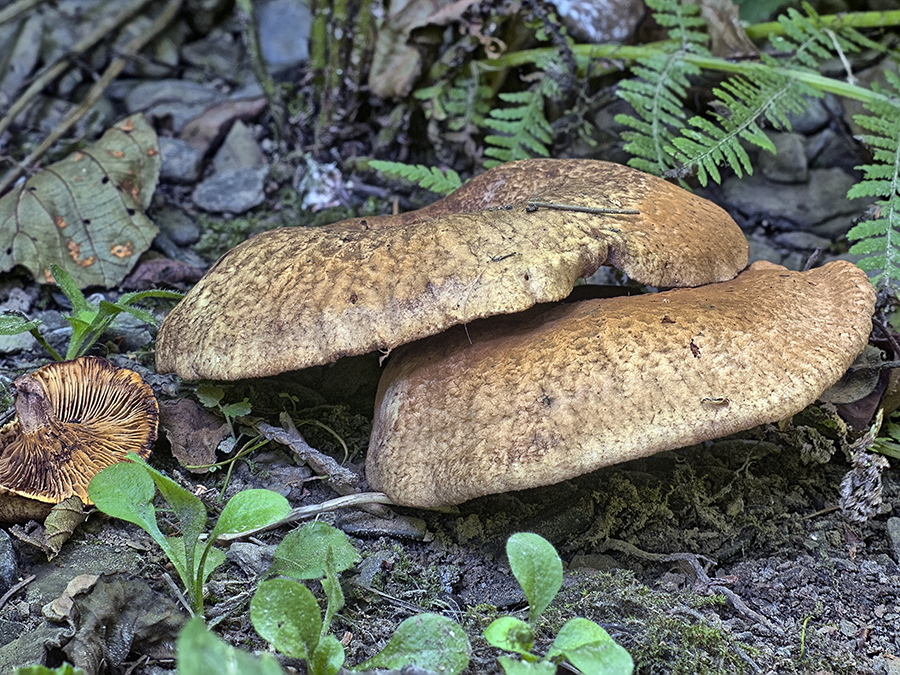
366 261 876 507
0 356 157 521
156 159 748 380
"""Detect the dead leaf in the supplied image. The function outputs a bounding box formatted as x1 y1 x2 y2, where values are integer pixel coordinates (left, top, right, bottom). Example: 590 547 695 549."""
696 0 758 58
62 575 186 674
368 0 482 98
43 573 99 623
159 398 229 472
122 256 204 290
0 114 160 289
9 497 85 559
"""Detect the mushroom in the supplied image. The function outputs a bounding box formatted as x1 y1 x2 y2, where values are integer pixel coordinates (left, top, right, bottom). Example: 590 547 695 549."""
0 356 158 522
156 159 749 380
366 261 877 507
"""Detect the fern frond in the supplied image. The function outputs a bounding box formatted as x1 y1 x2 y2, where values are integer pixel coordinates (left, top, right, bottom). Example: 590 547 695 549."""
482 78 560 166
846 70 900 291
368 160 462 196
614 0 709 175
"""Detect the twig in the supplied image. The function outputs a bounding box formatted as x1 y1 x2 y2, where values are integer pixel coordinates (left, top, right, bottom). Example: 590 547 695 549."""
162 571 193 615
0 0 156 139
600 538 776 629
0 0 43 26
257 414 360 491
0 0 183 195
0 574 35 610
217 491 395 542
525 201 640 215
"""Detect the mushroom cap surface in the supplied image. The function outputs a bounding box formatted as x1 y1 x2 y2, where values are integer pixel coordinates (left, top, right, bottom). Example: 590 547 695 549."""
156 159 748 380
0 356 158 518
366 261 876 507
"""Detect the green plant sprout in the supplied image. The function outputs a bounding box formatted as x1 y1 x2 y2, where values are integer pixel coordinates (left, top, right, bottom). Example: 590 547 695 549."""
250 520 470 675
87 454 290 616
0 263 182 361
15 665 85 675
177 617 283 675
485 532 634 675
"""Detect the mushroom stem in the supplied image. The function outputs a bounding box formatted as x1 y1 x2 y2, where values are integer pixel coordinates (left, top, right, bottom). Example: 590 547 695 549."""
12 375 53 433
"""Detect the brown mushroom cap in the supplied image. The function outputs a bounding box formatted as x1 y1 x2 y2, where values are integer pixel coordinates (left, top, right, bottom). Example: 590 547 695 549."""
156 159 748 380
366 261 876 508
0 356 157 520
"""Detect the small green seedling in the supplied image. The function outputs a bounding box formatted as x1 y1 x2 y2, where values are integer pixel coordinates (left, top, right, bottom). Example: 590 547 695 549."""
88 454 290 615
485 532 634 675
0 263 181 361
250 521 470 675
177 617 284 675
196 384 253 438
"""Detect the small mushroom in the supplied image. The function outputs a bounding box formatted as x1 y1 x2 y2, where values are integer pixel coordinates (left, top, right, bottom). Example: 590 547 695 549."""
0 356 158 522
156 159 749 380
366 261 877 507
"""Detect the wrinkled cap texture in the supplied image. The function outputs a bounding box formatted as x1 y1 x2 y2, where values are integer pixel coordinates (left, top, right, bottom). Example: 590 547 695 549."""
156 159 748 380
0 356 157 522
366 261 877 508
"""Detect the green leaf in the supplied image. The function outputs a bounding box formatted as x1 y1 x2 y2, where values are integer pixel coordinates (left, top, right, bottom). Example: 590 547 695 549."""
209 489 290 540
251 578 322 660
50 264 92 313
88 460 166 547
0 116 160 289
196 384 225 408
496 656 556 674
355 613 470 674
221 399 252 418
15 665 86 675
0 312 41 335
483 616 534 656
168 539 227 585
321 548 344 631
177 617 284 675
269 521 360 580
310 634 345 675
506 533 562 623
547 618 634 674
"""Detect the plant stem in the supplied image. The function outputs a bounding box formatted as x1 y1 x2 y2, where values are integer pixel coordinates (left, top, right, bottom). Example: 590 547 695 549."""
744 9 900 40
29 328 62 362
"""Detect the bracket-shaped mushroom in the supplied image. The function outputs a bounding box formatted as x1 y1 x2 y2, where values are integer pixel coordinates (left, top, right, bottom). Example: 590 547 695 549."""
156 159 748 380
366 261 877 507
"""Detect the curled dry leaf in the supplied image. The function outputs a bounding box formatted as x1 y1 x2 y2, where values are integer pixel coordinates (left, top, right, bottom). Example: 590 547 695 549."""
367 261 877 507
0 114 160 289
0 356 157 523
157 159 748 380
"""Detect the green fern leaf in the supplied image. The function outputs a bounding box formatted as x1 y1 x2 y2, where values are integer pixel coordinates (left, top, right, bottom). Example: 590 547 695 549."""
368 160 462 196
847 72 900 291
483 78 559 166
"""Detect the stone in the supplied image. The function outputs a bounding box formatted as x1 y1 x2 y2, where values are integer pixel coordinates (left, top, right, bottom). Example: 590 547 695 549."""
760 132 808 184
225 542 276 578
212 121 267 173
746 237 784 265
785 93 842 134
158 137 203 183
192 166 269 213
722 168 864 234
181 29 245 80
887 516 900 564
124 80 222 132
0 530 17 595
774 231 833 250
156 205 202 247
257 0 312 70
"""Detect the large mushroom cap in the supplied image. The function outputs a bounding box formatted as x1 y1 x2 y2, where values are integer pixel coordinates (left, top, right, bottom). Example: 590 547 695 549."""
366 261 877 508
0 356 157 520
156 159 748 380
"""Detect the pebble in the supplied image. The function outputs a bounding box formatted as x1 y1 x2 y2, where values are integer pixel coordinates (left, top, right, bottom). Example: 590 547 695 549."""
192 165 269 213
0 531 17 595
225 542 277 578
155 205 202 247
760 132 807 183
553 0 645 43
773 231 832 251
181 29 245 81
212 120 267 173
887 516 900 564
785 93 841 134
158 136 204 184
124 80 222 132
257 0 312 70
722 168 863 235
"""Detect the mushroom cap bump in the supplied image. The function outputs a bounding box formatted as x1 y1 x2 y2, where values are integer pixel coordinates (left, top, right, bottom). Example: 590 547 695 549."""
155 159 748 380
0 356 158 513
366 261 877 508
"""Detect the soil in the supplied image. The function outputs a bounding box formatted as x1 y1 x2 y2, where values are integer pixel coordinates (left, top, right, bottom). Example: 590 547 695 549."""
0 2 899 674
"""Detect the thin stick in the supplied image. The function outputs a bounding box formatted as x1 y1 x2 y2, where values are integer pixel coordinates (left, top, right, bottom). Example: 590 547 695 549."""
217 491 395 542
0 0 43 26
0 0 156 139
0 0 183 195
526 201 640 215
0 574 35 610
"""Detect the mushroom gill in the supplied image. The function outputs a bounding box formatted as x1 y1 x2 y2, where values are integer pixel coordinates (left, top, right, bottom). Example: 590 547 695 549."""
0 356 157 515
